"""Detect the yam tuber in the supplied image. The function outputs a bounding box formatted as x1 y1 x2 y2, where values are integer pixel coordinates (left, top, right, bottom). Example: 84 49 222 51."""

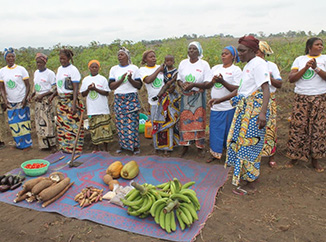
31 179 54 195
38 177 70 202
42 182 74 208
22 177 45 191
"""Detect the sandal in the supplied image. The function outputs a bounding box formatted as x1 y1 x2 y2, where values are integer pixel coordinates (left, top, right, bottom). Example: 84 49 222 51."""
116 149 122 154
232 186 248 196
206 157 217 163
133 149 140 155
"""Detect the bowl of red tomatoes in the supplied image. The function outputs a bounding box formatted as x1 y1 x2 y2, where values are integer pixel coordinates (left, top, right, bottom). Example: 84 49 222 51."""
21 159 50 176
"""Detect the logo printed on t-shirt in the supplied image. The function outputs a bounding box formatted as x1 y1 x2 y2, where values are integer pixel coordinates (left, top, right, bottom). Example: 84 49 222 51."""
35 83 41 92
57 79 63 88
214 83 223 89
6 79 16 89
89 90 99 100
152 78 163 88
185 74 195 83
118 75 128 84
302 69 315 80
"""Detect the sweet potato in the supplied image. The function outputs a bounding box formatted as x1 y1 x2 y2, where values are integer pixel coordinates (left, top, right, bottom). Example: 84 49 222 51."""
31 179 54 195
13 193 28 203
42 182 74 208
38 177 70 202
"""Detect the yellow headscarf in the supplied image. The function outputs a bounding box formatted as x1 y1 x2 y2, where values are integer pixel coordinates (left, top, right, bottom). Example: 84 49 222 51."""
259 41 274 55
88 60 100 68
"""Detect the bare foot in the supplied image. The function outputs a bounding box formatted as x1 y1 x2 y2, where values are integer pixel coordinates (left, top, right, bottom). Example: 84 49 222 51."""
206 156 217 163
179 146 188 157
285 159 298 168
312 158 324 172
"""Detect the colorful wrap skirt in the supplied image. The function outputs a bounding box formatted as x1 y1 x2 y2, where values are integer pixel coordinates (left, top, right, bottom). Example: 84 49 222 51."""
261 92 277 157
35 98 56 149
89 114 116 145
7 103 33 149
114 92 140 151
286 93 326 161
56 94 84 154
209 108 235 159
179 90 206 149
152 91 180 151
225 92 269 186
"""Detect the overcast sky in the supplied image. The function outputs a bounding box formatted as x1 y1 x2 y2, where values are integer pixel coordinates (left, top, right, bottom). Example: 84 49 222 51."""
1 0 325 50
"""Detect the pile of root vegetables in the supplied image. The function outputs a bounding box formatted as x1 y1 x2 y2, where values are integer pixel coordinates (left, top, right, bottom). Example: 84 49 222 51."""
74 186 103 208
14 172 74 208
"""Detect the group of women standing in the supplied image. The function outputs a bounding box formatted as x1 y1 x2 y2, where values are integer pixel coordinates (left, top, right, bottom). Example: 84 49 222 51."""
0 36 325 194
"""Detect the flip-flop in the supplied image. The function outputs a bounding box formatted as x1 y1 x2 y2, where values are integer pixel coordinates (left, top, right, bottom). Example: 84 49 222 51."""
269 161 277 168
116 149 122 154
232 186 248 196
133 150 140 155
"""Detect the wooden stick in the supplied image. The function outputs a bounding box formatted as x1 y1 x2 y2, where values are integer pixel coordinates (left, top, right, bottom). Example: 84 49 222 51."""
42 182 74 208
69 111 84 166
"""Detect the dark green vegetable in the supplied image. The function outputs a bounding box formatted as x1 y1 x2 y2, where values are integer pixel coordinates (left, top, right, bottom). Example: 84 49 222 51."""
13 176 20 185
7 175 14 186
0 185 10 192
0 176 7 185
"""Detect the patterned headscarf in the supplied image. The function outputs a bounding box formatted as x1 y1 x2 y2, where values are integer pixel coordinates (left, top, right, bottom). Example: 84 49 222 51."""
188 41 203 59
238 35 260 52
88 60 100 68
4 47 15 60
259 41 274 56
224 45 240 63
35 53 48 63
118 47 131 64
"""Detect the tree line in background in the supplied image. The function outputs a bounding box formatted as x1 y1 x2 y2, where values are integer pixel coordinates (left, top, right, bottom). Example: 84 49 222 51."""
1 30 326 79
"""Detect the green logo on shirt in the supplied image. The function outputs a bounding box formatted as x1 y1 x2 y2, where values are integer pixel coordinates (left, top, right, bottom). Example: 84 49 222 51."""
118 75 128 83
57 79 63 88
6 79 16 89
35 84 41 92
302 69 315 80
214 83 223 89
185 74 195 83
89 90 99 100
152 78 163 88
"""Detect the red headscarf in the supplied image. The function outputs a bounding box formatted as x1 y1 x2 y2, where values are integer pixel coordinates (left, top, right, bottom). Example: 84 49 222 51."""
238 35 260 52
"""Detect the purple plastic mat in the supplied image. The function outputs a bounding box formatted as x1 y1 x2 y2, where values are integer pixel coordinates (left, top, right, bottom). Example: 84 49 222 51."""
0 152 229 242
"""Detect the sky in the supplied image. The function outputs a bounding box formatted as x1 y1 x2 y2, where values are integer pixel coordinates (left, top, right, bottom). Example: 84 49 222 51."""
1 0 325 50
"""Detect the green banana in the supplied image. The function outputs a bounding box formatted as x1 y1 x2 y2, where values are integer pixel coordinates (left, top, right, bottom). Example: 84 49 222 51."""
170 193 191 203
139 211 150 218
176 208 186 230
179 204 193 225
154 203 166 224
126 189 141 201
180 202 198 221
165 211 172 233
170 181 176 194
159 208 166 229
128 195 152 216
177 207 190 226
170 210 177 232
181 181 195 190
180 189 200 210
156 181 169 189
149 189 162 200
150 197 168 217
173 178 180 193
162 182 171 191
121 196 144 207
156 190 170 197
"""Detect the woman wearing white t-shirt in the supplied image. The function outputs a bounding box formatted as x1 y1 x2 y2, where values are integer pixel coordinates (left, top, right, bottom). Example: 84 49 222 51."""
49 49 84 154
0 47 32 150
177 41 213 157
210 36 270 194
109 47 142 155
30 53 56 150
80 60 115 152
256 41 282 168
286 37 326 173
206 46 242 163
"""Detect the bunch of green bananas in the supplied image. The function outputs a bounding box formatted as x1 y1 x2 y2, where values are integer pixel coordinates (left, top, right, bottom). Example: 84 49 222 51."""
150 178 200 232
122 181 164 218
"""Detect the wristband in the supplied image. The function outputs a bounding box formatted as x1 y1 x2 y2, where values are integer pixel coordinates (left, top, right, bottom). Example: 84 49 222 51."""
314 67 321 73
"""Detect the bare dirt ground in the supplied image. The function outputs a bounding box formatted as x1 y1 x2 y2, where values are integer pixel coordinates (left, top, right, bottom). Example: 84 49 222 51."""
0 85 325 242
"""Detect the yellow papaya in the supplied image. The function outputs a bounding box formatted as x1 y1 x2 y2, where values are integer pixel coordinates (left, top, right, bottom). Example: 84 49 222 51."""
120 160 139 179
106 161 123 178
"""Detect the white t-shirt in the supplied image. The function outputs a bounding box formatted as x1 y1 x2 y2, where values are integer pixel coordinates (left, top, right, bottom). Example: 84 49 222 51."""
139 65 164 105
238 56 270 97
109 64 140 94
33 68 56 95
56 64 81 94
211 64 242 111
80 74 110 116
291 54 326 95
266 61 282 93
177 59 212 91
0 64 29 103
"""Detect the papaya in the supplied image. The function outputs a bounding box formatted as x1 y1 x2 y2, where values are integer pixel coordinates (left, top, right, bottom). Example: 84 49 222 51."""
120 160 139 179
106 161 123 178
